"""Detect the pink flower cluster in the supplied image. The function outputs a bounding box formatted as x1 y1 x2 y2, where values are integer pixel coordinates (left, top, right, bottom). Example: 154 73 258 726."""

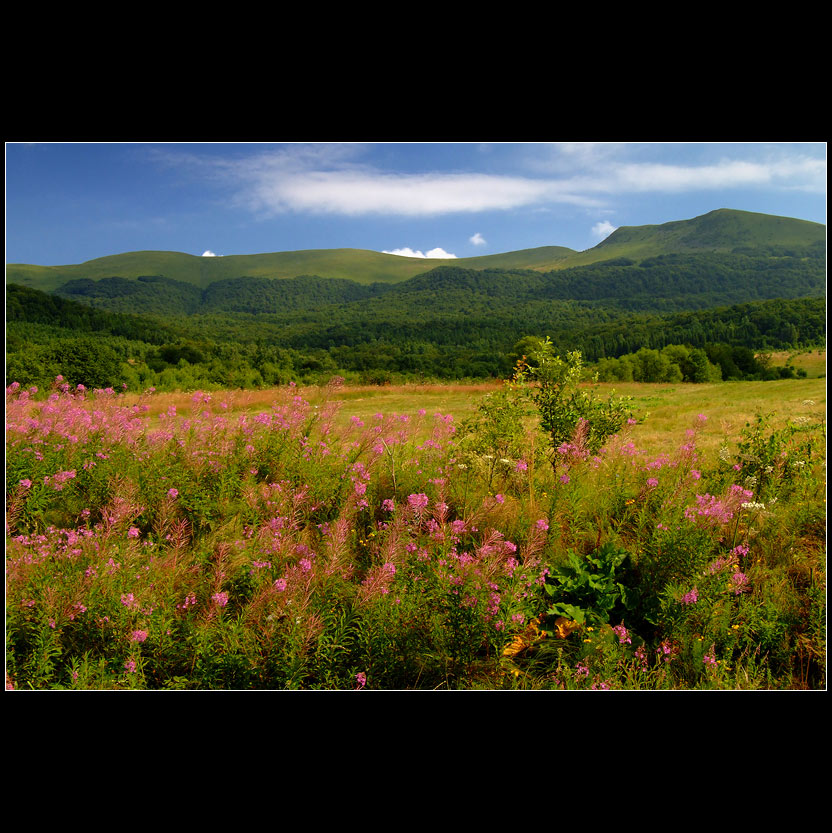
44 469 77 491
684 485 753 527
684 494 734 525
407 493 429 514
730 572 750 595
680 586 699 605
613 624 632 644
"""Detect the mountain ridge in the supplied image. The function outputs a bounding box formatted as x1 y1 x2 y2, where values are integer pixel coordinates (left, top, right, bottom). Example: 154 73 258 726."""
7 208 825 294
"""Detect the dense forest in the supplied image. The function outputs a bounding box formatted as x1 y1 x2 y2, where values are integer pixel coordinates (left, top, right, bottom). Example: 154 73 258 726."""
5 235 826 390
48 245 825 316
6 274 826 391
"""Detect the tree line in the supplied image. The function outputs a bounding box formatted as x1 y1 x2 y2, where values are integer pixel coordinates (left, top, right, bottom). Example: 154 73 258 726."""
5 282 825 392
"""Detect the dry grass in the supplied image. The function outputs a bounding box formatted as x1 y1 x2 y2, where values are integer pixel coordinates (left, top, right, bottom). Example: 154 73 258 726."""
608 378 826 456
115 374 826 462
764 349 827 378
119 381 502 422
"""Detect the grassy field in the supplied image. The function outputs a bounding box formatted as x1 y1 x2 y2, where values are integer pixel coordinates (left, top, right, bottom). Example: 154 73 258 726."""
123 361 826 459
6 363 826 690
766 349 826 378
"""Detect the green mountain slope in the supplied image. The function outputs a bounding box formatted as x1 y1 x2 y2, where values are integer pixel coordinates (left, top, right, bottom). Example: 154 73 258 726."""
564 208 826 265
7 208 824 294
6 245 577 292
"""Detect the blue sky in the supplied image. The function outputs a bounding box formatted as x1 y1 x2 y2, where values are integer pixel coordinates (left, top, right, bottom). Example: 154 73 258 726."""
5 141 826 266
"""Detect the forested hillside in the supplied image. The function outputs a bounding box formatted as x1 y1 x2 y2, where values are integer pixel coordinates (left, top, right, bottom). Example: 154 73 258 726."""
6 208 826 391
44 244 825 318
6 281 826 390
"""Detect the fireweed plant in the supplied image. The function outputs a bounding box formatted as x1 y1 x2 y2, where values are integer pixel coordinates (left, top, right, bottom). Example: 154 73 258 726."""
5 374 826 690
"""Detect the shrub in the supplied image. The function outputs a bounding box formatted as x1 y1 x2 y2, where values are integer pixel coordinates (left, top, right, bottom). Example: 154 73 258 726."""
512 343 635 463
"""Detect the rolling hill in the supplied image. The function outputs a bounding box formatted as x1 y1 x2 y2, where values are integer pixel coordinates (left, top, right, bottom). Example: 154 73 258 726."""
561 208 826 265
7 208 825 295
5 206 826 389
5 244 578 293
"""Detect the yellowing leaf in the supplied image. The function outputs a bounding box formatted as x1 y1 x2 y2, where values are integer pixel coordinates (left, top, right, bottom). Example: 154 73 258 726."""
553 616 582 639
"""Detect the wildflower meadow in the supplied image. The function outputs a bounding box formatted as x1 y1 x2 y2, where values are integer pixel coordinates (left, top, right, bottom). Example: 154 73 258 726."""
4 358 826 690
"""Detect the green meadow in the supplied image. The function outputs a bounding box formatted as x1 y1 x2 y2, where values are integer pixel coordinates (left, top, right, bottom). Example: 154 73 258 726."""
6 357 825 690
126 359 826 459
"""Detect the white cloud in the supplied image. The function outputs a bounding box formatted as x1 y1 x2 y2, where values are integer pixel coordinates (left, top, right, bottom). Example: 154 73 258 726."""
550 154 827 198
173 144 601 217
382 246 457 259
592 221 617 239
469 232 487 246
164 143 827 224
254 170 559 217
201 250 219 257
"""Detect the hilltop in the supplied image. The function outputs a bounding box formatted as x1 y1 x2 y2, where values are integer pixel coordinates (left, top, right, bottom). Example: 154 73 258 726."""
5 244 577 293
562 207 825 265
7 208 825 295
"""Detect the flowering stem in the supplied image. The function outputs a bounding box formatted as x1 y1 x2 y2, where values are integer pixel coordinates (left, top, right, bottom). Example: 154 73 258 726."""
381 439 397 494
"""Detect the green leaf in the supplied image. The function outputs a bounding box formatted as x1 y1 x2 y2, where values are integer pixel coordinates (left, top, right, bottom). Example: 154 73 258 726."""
547 603 586 624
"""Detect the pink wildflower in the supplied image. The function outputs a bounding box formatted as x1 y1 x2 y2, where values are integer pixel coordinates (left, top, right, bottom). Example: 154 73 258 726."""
124 659 137 674
658 640 678 663
536 519 549 531
613 624 632 644
684 493 734 526
212 591 229 607
130 629 149 643
680 587 699 605
355 672 367 690
407 493 429 513
731 572 750 595
167 488 179 499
